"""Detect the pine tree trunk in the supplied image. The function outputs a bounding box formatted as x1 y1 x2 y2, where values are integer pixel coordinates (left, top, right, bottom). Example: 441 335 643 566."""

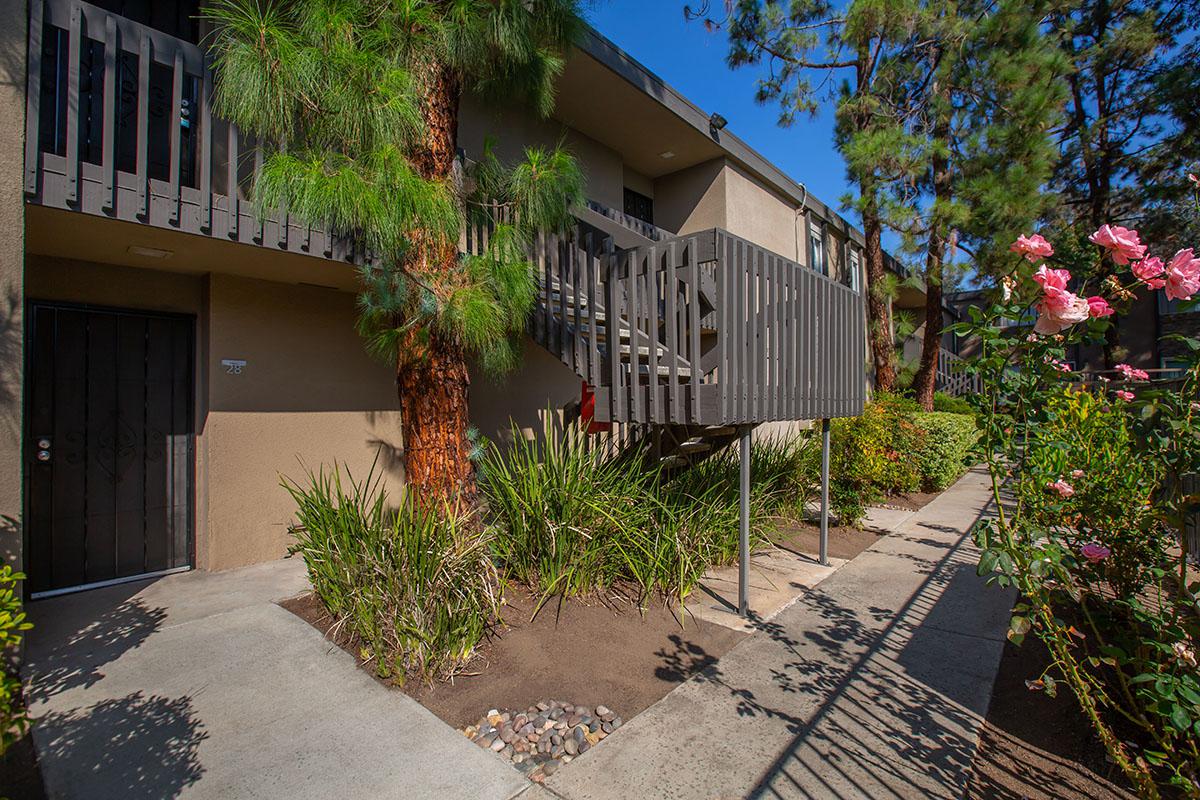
913 104 951 411
862 194 896 393
398 62 476 509
913 264 944 411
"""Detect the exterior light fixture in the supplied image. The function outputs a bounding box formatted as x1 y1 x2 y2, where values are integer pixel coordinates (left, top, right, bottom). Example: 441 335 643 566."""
709 112 728 138
127 245 173 259
659 150 676 159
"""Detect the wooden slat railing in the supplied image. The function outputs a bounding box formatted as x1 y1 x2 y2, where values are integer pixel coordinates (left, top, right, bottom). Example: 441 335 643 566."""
936 347 981 397
24 0 355 261
466 220 867 426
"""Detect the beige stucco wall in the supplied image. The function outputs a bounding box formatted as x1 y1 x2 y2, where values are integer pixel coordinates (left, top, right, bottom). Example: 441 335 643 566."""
0 0 27 569
201 273 403 570
723 162 804 264
469 337 582 448
653 158 726 237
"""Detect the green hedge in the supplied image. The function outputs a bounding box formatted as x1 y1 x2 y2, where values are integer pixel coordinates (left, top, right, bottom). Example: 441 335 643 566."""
933 391 975 415
822 395 979 525
912 412 980 491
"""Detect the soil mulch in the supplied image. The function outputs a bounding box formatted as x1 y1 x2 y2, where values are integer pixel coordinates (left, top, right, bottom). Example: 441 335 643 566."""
966 632 1136 799
283 588 746 729
876 489 943 512
768 519 883 562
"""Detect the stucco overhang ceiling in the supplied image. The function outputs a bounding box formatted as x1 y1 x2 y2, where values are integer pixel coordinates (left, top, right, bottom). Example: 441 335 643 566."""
552 40 727 178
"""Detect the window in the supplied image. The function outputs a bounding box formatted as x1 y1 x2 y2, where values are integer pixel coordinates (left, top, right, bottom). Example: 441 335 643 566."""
623 188 654 226
1159 292 1199 316
848 248 861 292
1160 358 1189 380
810 222 826 276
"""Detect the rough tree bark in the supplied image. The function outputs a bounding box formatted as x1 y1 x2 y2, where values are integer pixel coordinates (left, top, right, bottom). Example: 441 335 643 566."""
913 105 951 411
399 62 476 509
863 195 897 393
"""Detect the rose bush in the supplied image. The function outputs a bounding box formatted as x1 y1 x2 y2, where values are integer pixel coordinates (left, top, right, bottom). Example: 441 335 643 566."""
957 222 1200 798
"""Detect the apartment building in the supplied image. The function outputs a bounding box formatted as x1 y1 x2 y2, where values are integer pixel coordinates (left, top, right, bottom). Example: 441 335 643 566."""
0 0 878 597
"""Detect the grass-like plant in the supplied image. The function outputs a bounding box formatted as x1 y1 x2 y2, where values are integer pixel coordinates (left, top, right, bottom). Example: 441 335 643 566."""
482 419 788 607
282 462 498 684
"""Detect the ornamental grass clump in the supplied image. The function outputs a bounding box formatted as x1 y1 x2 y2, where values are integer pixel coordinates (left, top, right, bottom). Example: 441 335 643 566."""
963 222 1200 798
481 418 776 607
283 464 498 685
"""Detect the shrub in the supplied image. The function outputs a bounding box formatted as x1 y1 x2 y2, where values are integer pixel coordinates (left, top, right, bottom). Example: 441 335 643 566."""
1 564 32 756
933 391 975 415
283 464 498 684
481 419 770 606
962 224 1200 796
827 393 925 525
912 411 979 491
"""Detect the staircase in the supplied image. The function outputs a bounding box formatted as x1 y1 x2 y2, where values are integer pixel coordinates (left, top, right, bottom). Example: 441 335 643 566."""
467 219 869 468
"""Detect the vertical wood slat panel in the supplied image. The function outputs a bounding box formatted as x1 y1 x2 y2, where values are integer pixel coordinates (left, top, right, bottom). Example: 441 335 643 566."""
666 241 679 422
729 241 739 422
65 4 81 203
252 144 263 241
586 234 601 388
688 238 701 422
605 240 622 422
646 246 658 423
628 250 641 423
25 0 45 194
100 14 117 210
771 256 781 420
573 239 584 377
136 32 150 217
749 249 760 420
557 236 569 365
199 56 213 231
226 123 239 239
790 263 799 419
543 230 553 351
718 235 730 423
531 230 543 346
168 49 183 224
781 259 791 419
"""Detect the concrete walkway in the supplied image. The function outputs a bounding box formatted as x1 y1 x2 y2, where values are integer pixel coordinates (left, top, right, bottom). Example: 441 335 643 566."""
23 559 531 800
546 467 1013 799
23 467 1007 800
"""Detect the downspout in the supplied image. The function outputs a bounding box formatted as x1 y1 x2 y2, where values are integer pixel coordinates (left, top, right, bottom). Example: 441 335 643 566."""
794 184 808 263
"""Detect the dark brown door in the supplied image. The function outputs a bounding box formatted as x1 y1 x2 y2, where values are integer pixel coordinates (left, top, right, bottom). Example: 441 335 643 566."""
26 303 195 596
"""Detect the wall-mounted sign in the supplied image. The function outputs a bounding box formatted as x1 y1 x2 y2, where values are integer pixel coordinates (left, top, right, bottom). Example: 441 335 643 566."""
221 359 247 375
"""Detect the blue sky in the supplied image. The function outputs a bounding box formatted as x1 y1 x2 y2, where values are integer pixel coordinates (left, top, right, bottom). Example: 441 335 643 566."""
585 1 855 224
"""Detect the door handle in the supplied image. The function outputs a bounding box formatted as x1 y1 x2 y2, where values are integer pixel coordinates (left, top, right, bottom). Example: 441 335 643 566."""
35 437 51 462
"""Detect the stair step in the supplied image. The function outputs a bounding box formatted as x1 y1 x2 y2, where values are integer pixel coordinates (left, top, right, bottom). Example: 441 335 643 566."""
701 426 737 437
676 440 712 455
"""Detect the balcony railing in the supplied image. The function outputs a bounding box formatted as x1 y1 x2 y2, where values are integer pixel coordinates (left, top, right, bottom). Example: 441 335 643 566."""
24 0 358 261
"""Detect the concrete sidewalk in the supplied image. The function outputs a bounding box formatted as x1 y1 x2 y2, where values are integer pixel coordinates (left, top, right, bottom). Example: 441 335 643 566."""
22 467 1006 800
22 559 531 800
547 467 1013 799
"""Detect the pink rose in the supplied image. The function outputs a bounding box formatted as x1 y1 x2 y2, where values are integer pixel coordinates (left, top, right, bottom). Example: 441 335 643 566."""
1164 248 1200 302
1086 296 1114 318
1081 542 1111 564
1115 389 1135 401
1071 469 1084 479
1011 234 1054 262
1034 288 1090 334
1132 257 1166 289
1047 479 1075 497
1033 265 1070 291
1115 363 1149 381
1190 173 1200 187
1089 225 1147 265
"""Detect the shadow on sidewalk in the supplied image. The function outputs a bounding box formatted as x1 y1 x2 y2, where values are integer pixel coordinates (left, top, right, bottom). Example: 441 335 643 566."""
678 485 1005 798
